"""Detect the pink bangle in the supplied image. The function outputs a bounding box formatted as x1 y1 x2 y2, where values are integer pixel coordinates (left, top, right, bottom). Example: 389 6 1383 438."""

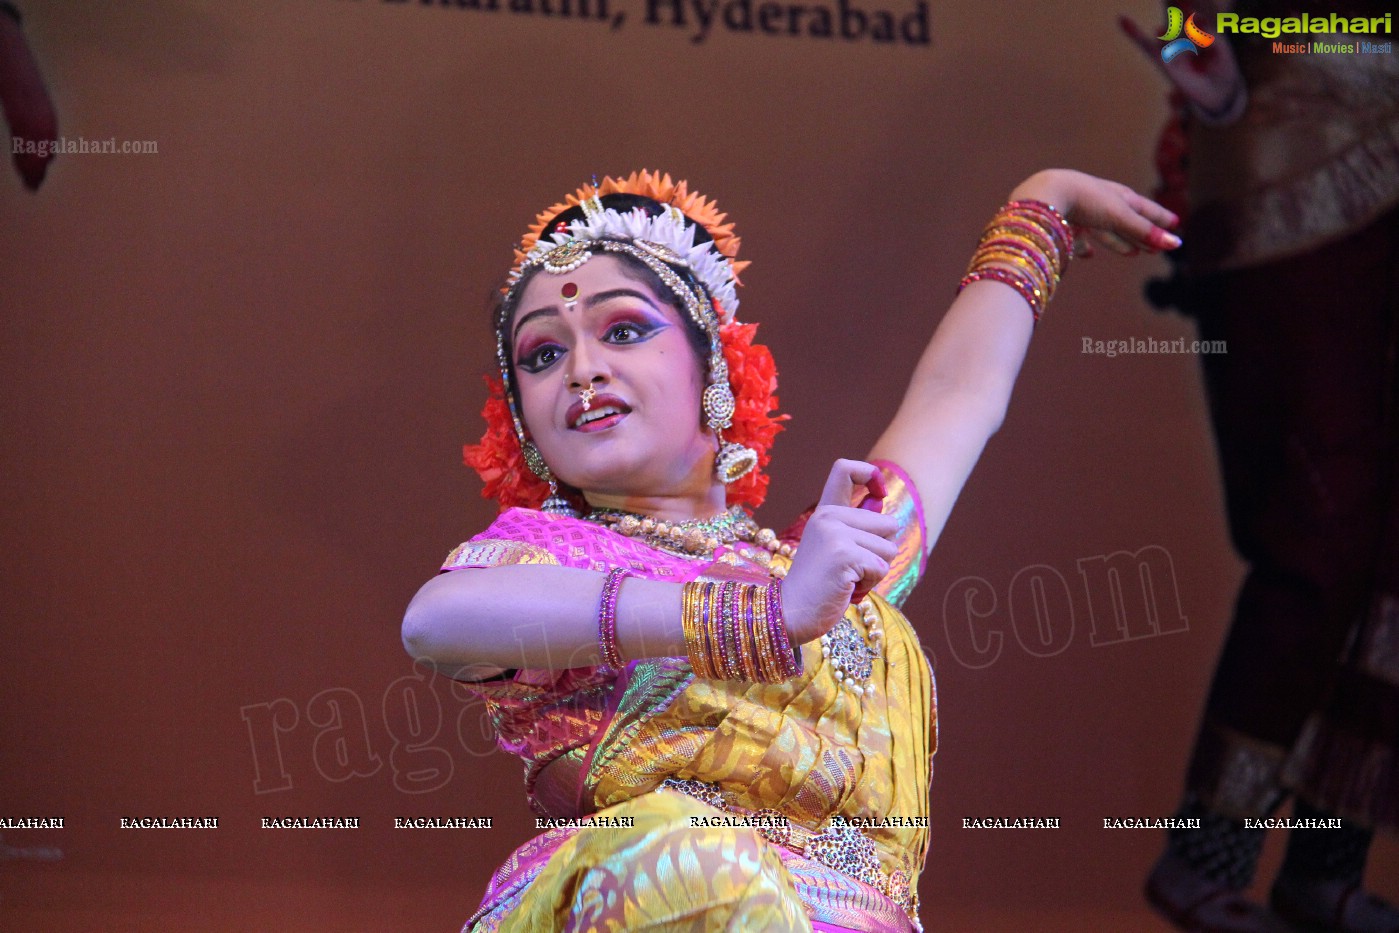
597 568 632 670
719 581 739 679
960 268 1046 321
766 579 803 678
958 199 1074 322
1005 199 1074 256
979 236 1058 286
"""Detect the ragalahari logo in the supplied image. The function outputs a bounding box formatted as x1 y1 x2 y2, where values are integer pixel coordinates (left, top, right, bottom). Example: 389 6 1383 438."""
1159 6 1215 62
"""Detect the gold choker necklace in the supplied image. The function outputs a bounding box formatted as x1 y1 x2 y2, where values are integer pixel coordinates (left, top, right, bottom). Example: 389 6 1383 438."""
585 506 793 560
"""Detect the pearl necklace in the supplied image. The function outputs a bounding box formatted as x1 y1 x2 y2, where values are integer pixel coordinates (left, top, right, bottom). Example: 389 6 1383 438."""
586 506 880 693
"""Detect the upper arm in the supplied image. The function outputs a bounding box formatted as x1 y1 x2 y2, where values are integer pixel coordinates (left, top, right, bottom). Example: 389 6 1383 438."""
868 385 1007 554
867 280 1036 554
402 522 562 679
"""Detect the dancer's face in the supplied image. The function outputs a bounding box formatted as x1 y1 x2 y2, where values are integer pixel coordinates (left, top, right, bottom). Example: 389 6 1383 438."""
510 254 716 502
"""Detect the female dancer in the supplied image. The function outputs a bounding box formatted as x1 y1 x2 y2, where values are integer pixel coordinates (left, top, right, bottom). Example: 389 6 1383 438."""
403 168 1179 932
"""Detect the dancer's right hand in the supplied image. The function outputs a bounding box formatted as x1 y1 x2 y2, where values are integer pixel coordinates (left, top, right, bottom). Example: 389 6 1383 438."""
781 459 900 645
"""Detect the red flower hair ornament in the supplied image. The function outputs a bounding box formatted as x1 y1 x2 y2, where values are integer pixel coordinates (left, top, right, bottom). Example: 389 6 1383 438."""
464 171 787 512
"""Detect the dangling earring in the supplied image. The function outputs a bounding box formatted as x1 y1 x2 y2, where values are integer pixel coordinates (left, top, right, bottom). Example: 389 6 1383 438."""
701 369 757 485
522 441 577 516
715 439 758 483
541 479 575 516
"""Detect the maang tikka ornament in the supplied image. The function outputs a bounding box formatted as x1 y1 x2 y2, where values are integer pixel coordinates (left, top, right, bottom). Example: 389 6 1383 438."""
465 170 788 513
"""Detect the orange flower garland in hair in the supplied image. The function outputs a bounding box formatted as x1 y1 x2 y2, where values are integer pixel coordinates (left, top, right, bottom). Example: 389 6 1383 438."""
464 170 787 512
720 321 787 508
463 374 551 511
510 170 751 303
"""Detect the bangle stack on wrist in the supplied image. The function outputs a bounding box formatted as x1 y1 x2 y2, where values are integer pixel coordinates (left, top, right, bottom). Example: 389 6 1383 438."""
958 198 1074 321
596 568 631 670
681 579 803 683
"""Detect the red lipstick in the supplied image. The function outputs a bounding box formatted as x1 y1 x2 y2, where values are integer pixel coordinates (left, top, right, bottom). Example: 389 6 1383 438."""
567 393 631 431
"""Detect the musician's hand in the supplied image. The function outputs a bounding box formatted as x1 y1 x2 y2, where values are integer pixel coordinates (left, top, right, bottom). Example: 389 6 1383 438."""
1120 3 1246 124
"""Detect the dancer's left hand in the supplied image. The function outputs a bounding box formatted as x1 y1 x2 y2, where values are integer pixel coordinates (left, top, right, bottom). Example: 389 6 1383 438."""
1009 169 1181 258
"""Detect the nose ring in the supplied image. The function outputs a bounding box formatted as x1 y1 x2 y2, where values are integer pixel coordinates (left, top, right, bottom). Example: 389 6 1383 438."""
578 386 597 411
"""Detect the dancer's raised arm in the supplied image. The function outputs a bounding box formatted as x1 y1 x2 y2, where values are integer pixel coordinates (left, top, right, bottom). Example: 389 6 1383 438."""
869 169 1180 551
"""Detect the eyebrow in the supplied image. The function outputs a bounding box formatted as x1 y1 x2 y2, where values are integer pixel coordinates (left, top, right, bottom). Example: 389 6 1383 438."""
512 287 663 342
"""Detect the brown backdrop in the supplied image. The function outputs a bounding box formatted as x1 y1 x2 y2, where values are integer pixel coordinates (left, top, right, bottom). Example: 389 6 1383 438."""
2 2 1394 930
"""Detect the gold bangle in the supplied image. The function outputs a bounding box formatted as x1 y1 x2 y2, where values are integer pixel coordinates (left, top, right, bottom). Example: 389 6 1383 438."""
683 580 800 683
737 584 759 680
681 581 712 678
970 251 1050 303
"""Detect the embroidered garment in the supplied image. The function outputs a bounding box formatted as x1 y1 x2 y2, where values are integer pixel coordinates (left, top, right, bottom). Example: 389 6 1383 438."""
441 462 937 932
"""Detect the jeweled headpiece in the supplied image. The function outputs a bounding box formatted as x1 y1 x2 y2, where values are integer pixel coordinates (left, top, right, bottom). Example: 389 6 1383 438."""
465 171 786 512
509 171 749 314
